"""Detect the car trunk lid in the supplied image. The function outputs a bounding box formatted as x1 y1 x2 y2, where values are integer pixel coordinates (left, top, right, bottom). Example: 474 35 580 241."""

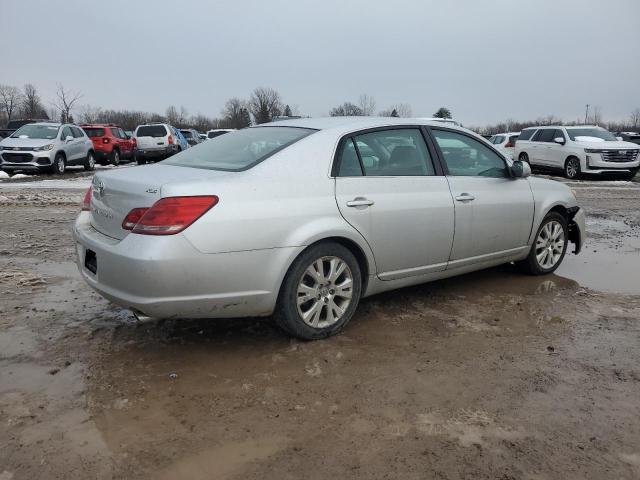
89 164 229 240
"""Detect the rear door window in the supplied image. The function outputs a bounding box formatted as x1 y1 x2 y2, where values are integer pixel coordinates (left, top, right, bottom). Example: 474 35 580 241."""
71 127 85 138
137 125 167 137
347 128 435 176
110 128 120 137
518 129 536 141
337 139 363 176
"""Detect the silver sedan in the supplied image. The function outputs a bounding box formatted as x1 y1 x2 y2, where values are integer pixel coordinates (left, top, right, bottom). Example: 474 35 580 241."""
73 117 585 340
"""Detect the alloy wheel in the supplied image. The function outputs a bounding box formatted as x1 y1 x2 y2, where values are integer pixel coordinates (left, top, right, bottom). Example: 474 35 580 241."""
535 220 565 269
296 256 354 329
566 158 579 179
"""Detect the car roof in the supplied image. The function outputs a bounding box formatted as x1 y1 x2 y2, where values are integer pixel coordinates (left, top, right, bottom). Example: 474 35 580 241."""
524 125 603 130
28 122 62 127
254 116 470 135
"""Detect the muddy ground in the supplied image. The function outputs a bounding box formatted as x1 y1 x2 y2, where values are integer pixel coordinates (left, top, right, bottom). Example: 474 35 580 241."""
1 175 639 480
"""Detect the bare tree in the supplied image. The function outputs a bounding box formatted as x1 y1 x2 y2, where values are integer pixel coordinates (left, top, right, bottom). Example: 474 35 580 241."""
630 108 640 129
379 103 412 117
249 87 282 124
587 106 602 125
78 104 104 124
221 97 251 129
0 84 22 123
358 94 376 116
165 105 179 125
330 102 363 116
54 84 82 123
22 83 47 118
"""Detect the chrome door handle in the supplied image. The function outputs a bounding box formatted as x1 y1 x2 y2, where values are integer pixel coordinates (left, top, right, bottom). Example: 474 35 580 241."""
455 193 475 202
346 197 374 207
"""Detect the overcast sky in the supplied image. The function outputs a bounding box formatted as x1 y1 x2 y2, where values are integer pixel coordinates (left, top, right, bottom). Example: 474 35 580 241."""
2 0 639 125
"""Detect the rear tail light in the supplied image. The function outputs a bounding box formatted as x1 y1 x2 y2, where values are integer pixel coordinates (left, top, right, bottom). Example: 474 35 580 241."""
132 138 137 146
505 141 515 148
124 196 218 235
122 208 149 230
168 135 174 145
102 138 109 144
82 186 92 211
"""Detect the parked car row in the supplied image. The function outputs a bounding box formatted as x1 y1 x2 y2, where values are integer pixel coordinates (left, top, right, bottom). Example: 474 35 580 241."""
0 119 236 174
489 125 639 179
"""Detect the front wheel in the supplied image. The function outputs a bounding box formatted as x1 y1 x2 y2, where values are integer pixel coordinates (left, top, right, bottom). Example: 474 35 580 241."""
84 151 95 171
517 212 568 275
52 153 66 175
564 157 581 179
275 242 362 340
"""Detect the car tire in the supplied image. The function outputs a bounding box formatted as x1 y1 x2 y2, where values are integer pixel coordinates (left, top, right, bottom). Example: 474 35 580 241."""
564 156 581 179
137 156 146 165
519 152 530 165
51 153 66 175
110 149 120 166
275 242 362 340
517 212 568 275
83 151 95 171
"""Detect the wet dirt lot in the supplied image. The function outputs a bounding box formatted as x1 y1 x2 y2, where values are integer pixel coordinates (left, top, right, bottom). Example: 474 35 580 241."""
1 175 640 480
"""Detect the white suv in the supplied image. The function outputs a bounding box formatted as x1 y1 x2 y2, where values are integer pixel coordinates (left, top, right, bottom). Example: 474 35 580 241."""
0 122 95 174
134 123 181 164
515 125 639 180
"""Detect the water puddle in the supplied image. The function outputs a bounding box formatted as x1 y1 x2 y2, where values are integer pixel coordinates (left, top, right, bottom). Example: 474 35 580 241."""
556 238 640 295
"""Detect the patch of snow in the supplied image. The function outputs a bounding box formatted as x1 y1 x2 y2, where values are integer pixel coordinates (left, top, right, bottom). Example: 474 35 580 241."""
0 177 92 190
0 171 9 179
10 173 29 179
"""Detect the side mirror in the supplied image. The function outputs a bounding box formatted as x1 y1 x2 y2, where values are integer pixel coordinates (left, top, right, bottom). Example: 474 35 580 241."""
65 135 74 142
553 137 565 145
511 160 531 178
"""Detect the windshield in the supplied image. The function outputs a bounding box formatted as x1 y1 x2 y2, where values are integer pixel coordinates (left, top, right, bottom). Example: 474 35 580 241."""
83 128 105 137
566 128 617 142
136 125 167 137
164 127 316 171
11 124 60 139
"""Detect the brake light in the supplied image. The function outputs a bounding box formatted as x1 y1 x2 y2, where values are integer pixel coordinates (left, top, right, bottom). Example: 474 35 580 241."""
122 208 149 230
103 138 109 144
126 196 218 235
168 135 174 145
82 186 92 211
505 141 514 148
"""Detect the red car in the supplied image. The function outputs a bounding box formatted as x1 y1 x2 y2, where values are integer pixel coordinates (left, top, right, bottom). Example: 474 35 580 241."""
80 124 136 165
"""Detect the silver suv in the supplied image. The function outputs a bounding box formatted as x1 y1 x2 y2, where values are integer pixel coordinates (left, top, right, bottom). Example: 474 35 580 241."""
0 122 95 174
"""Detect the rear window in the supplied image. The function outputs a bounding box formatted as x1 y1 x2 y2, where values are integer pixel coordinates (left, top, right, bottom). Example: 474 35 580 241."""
137 125 167 137
208 131 228 139
164 126 316 171
83 128 105 137
518 129 536 141
180 130 193 139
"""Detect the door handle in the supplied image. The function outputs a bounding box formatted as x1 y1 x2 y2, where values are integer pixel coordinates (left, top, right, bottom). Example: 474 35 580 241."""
455 193 475 202
346 197 374 207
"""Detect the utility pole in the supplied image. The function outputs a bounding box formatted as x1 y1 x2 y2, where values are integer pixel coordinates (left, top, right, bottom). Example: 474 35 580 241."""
584 104 589 124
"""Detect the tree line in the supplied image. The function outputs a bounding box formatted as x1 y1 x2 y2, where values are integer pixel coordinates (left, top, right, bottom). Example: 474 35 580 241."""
2 81 638 134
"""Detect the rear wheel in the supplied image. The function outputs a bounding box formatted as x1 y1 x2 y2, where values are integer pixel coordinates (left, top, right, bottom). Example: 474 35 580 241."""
137 155 146 165
518 212 568 275
564 157 581 179
83 151 95 171
275 242 362 340
110 149 120 166
51 153 66 175
519 152 530 164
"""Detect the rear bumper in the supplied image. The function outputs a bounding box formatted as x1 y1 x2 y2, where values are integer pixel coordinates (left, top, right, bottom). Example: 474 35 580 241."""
72 212 302 319
137 146 176 159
